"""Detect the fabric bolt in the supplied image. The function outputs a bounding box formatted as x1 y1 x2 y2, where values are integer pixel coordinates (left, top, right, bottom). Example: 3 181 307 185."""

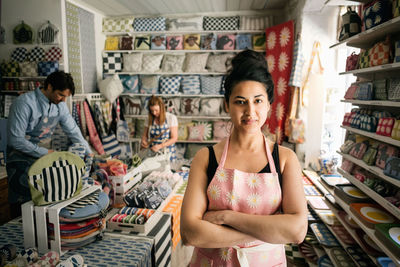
181 75 201 95
79 101 87 138
11 47 28 62
190 136 285 266
93 102 107 136
37 21 59 45
28 46 45 62
159 76 182 95
102 17 134 32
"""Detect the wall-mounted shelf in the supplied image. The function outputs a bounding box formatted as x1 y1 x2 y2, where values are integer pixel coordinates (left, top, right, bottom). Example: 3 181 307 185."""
2 76 47 79
339 62 400 76
103 49 265 53
125 114 230 120
105 71 227 75
341 126 400 148
130 138 219 144
121 93 224 98
341 99 400 108
103 30 265 36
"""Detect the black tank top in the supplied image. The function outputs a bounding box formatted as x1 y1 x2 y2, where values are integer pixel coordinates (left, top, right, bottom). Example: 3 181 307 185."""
206 143 283 187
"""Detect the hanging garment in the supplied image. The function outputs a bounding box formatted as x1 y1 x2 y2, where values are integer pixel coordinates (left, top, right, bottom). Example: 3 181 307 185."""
83 101 105 155
190 136 285 267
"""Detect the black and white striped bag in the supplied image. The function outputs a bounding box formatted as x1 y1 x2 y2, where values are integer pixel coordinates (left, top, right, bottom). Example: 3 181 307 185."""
37 21 59 45
28 152 85 206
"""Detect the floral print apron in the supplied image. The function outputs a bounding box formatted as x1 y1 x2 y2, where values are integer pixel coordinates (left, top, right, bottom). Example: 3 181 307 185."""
190 136 286 267
149 120 177 162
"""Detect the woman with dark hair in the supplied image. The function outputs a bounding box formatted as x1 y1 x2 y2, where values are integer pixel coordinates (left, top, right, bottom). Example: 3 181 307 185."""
140 95 178 162
181 50 307 266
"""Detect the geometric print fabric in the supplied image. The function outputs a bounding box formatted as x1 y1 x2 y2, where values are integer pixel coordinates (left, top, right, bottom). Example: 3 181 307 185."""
11 47 28 62
103 52 122 73
28 47 45 62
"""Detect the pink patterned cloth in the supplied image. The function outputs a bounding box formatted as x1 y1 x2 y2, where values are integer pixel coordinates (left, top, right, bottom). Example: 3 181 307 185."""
190 136 286 267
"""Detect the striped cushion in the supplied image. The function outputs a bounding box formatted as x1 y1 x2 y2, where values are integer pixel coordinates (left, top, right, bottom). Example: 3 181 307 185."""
181 75 201 95
102 134 121 156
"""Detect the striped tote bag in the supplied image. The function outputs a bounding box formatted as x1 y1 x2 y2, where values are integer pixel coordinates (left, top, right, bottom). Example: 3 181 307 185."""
28 152 85 206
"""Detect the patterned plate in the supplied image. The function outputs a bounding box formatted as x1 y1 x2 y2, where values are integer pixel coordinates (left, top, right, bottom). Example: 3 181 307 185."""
327 247 357 267
29 46 45 62
310 223 340 247
317 254 334 267
346 246 376 267
11 47 28 62
331 224 356 245
45 46 63 61
304 185 321 196
308 196 329 210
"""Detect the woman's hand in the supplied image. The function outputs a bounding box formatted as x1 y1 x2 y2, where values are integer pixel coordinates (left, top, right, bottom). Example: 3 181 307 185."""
151 144 162 152
141 139 149 149
203 210 229 225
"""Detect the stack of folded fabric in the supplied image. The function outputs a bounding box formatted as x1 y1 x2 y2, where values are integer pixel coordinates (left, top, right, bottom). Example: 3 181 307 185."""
110 207 156 225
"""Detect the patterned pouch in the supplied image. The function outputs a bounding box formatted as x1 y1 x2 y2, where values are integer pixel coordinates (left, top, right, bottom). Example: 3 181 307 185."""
373 79 388 100
341 159 355 173
388 78 400 101
391 120 400 140
0 61 20 77
38 61 59 76
133 17 166 31
350 114 362 129
345 52 359 71
340 140 355 154
349 142 368 159
383 157 400 180
105 36 119 50
359 115 377 132
357 49 370 69
102 17 134 32
362 146 378 165
344 83 359 99
342 112 353 126
376 117 395 136
395 40 400 62
369 38 391 67
376 144 399 169
203 16 239 31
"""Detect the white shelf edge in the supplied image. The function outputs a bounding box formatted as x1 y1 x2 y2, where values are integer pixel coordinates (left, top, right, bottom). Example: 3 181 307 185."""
341 99 400 108
129 137 219 144
337 151 400 188
341 125 400 148
120 93 224 98
103 30 265 35
105 72 227 75
337 168 400 222
339 62 400 76
2 76 47 79
333 193 400 265
103 49 265 53
125 114 230 120
302 170 332 196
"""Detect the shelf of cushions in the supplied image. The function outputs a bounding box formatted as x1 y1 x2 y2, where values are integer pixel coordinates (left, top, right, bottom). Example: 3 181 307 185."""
103 49 265 53
115 71 227 75
125 114 230 120
337 167 400 221
341 126 400 148
330 16 400 49
341 99 400 108
324 199 380 265
121 93 224 98
337 151 400 188
129 138 219 144
104 30 265 36
339 62 400 76
332 191 400 265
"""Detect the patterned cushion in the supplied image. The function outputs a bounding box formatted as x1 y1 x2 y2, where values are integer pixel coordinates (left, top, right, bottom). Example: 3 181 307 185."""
28 46 45 62
253 34 266 50
216 34 235 50
236 34 252 50
163 97 181 115
167 16 203 31
20 61 38 77
120 36 134 50
105 36 119 50
38 61 59 76
240 16 271 30
183 53 209 72
122 53 143 72
181 75 201 95
357 82 373 100
200 98 220 116
388 78 400 101
151 35 166 50
203 16 239 31
184 34 201 50
200 33 217 50
376 117 395 136
166 36 183 50
134 35 151 50
142 54 163 72
200 75 223 95
187 124 205 141
0 61 20 77
395 40 400 63
194 121 213 140
159 76 182 95
11 47 28 62
178 121 192 140
363 0 392 30
161 54 185 72
140 75 159 94
102 17 134 32
359 115 377 132
181 97 200 115
98 74 123 103
123 97 141 115
45 46 62 62
133 17 166 31
373 79 387 100
391 120 400 141
103 52 122 73
206 54 234 73
120 75 139 93
213 121 230 140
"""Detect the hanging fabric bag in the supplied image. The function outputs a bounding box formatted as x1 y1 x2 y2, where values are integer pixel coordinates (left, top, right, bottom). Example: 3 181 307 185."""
339 7 362 41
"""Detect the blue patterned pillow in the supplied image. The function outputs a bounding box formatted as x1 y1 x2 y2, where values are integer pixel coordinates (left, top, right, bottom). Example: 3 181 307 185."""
181 75 201 95
236 34 252 50
151 35 166 50
133 17 166 31
140 75 159 94
160 76 182 95
120 75 139 93
200 75 223 95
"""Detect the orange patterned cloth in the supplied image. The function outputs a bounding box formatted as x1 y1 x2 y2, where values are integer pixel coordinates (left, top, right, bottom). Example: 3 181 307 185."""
162 195 183 249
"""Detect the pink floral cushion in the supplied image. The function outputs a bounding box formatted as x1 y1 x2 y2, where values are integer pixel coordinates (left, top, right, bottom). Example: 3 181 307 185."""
188 124 205 141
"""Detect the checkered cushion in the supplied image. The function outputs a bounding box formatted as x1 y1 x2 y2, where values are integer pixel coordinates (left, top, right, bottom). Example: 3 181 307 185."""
160 76 182 95
181 75 201 95
151 35 166 50
11 47 28 62
376 117 395 136
236 34 252 50
142 54 163 72
140 75 159 94
29 46 45 62
120 75 139 93
359 115 377 132
20 61 38 77
200 75 223 95
166 36 183 50
369 40 390 67
373 79 387 100
395 40 400 63
103 52 122 73
38 61 59 76
216 34 235 50
133 17 166 31
102 17 134 32
203 16 239 31
357 82 373 100
0 61 20 77
45 46 62 61
388 78 400 101
134 35 151 50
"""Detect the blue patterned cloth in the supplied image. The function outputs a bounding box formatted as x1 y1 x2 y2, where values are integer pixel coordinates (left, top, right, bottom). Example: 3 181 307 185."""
181 75 201 95
159 76 182 95
37 61 59 77
150 117 177 162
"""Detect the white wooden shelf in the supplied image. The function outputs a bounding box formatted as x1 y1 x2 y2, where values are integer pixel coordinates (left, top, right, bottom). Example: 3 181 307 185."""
1 90 32 93
337 151 400 188
105 71 227 75
339 62 400 76
103 30 265 35
333 192 400 265
341 125 400 148
338 168 400 222
330 16 400 49
341 99 400 108
125 114 230 120
103 49 264 53
120 93 224 98
130 137 219 144
2 76 46 79
302 170 333 196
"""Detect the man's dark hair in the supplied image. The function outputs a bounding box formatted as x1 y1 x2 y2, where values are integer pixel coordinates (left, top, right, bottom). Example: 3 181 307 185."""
44 71 75 96
224 49 274 105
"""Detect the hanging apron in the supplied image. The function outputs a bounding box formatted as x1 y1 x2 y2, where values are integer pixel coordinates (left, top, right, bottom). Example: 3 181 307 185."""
7 94 59 204
149 120 177 162
190 136 286 267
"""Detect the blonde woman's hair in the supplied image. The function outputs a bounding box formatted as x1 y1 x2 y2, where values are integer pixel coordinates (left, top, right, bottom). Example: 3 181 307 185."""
148 95 166 126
